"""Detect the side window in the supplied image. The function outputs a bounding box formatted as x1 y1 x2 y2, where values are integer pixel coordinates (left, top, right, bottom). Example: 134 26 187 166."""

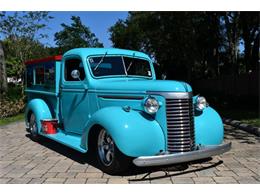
27 62 56 91
35 66 44 85
44 63 55 89
65 58 85 81
26 66 34 87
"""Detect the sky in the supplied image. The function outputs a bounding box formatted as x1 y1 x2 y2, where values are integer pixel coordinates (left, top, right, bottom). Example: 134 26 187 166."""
4 11 128 48
44 12 128 48
46 12 244 52
43 12 128 48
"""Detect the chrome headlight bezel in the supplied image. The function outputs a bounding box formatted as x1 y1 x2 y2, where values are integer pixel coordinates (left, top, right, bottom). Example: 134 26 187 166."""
144 96 159 114
195 96 208 111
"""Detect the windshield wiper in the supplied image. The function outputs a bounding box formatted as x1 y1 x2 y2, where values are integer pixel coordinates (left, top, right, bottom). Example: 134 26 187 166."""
93 52 107 71
126 53 135 72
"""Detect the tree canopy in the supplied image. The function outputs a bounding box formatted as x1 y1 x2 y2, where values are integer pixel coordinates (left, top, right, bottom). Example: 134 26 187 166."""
0 11 53 92
54 16 103 53
109 12 259 81
0 11 259 95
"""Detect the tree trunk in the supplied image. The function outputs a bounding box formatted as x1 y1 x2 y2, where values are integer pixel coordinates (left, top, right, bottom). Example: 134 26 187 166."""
0 41 8 95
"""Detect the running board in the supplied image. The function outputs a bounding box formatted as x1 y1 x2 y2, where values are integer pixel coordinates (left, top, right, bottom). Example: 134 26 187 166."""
39 130 87 153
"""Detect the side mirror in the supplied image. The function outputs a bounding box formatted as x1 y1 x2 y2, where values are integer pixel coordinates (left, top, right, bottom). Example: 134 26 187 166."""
153 62 167 80
161 73 167 80
71 69 81 81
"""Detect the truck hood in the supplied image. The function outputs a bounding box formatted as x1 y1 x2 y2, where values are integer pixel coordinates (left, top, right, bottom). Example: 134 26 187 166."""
90 78 192 93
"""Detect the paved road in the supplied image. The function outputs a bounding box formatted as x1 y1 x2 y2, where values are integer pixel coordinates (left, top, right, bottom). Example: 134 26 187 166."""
0 121 259 184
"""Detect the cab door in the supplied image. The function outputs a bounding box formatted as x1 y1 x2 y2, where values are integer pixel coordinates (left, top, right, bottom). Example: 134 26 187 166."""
60 56 89 135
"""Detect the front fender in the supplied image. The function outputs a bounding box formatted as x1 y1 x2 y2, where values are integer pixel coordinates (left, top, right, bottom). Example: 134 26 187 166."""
194 106 224 145
81 107 165 157
25 99 52 133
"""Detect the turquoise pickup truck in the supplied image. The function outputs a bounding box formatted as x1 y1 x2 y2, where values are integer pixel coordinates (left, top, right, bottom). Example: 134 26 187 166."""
25 48 231 174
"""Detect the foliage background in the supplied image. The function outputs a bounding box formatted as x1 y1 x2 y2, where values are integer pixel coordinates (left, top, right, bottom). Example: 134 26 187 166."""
0 11 259 120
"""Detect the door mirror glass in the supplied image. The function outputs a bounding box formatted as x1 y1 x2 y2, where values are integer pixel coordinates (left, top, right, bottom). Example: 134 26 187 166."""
71 69 81 80
153 62 167 80
161 73 167 80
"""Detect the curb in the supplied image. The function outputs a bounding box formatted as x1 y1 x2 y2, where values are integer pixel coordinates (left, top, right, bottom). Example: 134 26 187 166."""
223 118 260 137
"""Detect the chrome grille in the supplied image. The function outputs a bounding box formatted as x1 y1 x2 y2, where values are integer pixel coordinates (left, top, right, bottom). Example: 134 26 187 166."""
166 98 195 153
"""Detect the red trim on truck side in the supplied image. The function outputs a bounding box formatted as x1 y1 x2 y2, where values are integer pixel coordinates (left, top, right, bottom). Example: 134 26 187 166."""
25 55 62 65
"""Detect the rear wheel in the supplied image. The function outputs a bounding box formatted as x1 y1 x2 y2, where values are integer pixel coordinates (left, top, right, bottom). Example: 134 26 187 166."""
92 128 131 175
29 113 40 141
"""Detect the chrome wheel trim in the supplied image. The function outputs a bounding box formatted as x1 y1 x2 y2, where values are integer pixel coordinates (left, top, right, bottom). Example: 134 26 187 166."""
29 114 38 137
97 129 115 166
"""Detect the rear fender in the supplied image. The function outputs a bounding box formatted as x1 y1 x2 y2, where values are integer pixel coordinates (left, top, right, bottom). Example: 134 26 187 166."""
25 99 52 133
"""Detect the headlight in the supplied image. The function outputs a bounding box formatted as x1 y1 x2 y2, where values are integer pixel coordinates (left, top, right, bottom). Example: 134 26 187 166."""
144 97 159 114
196 96 208 111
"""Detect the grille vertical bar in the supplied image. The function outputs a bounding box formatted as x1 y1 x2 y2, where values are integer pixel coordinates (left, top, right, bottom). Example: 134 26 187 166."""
166 98 195 153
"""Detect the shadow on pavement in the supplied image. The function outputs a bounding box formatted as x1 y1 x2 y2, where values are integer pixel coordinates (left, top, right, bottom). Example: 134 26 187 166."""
26 133 222 180
224 126 259 144
26 134 91 164
129 160 223 182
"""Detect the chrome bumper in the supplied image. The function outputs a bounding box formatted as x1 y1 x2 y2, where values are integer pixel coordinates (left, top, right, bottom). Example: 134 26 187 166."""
133 142 231 167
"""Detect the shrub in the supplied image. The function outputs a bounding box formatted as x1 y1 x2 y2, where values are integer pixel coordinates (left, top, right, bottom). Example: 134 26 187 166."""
0 97 25 118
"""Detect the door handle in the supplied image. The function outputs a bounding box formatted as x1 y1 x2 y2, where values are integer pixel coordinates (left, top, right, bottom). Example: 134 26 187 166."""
83 84 88 91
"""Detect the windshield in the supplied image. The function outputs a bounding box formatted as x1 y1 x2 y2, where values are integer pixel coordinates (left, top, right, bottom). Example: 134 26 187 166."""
88 56 152 78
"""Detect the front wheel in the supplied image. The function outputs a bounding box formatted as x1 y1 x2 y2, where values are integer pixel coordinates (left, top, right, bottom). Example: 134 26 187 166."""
92 128 132 175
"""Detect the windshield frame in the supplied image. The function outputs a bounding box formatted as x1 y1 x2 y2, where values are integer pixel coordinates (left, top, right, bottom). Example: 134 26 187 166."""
86 54 154 80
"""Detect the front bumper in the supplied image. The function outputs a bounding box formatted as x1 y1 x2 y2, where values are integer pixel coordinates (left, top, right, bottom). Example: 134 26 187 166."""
133 142 231 167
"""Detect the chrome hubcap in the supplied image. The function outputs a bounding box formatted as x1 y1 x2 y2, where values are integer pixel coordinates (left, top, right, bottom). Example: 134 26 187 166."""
29 114 37 136
97 129 114 166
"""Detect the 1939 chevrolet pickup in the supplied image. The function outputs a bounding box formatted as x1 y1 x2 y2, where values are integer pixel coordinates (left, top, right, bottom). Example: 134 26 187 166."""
25 48 231 174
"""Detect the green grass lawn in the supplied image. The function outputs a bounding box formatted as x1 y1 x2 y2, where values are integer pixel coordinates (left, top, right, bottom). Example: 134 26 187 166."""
218 108 260 127
0 113 24 126
240 119 260 127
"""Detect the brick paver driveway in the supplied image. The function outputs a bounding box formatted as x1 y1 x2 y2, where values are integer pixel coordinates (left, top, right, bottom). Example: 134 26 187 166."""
0 121 259 184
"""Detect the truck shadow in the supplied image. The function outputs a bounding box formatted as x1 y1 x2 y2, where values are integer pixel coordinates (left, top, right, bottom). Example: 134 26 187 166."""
26 133 223 180
128 160 223 182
